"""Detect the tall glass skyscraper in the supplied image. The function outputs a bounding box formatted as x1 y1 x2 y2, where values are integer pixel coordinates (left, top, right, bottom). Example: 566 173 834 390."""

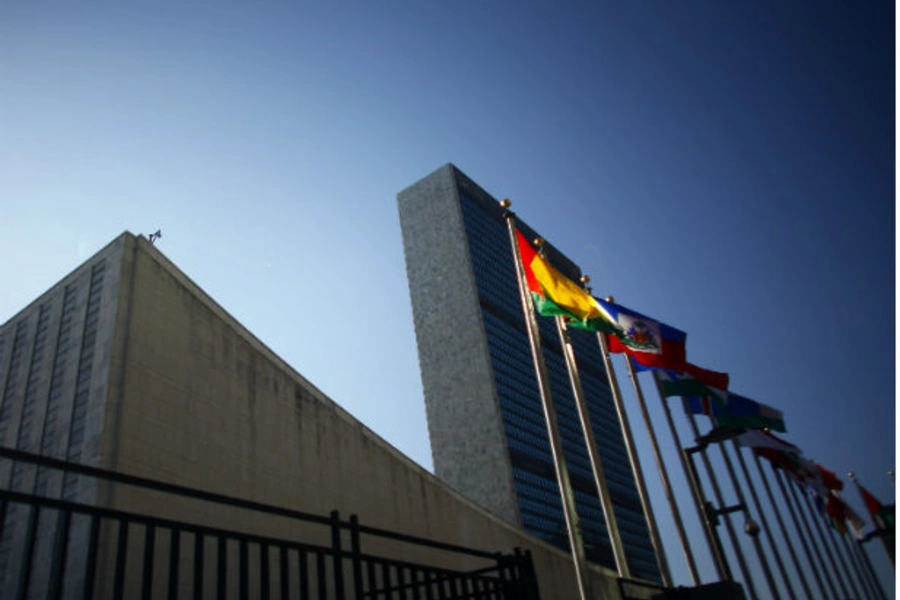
398 164 661 582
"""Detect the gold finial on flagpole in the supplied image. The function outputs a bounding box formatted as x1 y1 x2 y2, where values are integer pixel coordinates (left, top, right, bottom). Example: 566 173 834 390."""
499 199 512 209
605 296 615 303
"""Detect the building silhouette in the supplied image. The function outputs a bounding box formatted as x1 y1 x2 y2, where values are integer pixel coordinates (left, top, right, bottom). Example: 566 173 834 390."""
0 231 637 597
398 164 661 582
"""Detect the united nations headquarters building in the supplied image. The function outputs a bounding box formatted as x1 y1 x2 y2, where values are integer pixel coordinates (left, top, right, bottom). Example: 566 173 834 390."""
0 227 661 598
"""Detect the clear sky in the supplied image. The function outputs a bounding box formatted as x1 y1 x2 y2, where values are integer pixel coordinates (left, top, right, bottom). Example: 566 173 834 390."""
1 1 894 596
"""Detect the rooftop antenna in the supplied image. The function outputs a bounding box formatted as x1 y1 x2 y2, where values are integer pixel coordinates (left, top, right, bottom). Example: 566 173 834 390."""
148 230 162 245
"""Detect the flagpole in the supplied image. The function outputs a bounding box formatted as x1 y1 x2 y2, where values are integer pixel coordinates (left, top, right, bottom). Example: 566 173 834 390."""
814 493 868 600
800 491 853 599
750 451 812 599
845 535 883 600
652 372 731 581
502 204 592 600
769 462 829 597
837 526 877 600
854 536 890 600
717 441 783 600
584 292 669 585
850 472 895 567
554 314 631 579
683 411 759 600
843 476 890 600
777 466 840 598
625 357 700 585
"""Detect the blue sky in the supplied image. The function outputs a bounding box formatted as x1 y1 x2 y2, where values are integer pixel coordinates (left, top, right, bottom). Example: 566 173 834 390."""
1 1 894 595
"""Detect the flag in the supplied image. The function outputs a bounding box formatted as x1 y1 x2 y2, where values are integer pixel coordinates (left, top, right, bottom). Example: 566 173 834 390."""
514 230 614 330
742 431 817 480
816 464 844 491
823 491 867 539
857 483 895 554
736 429 799 453
684 392 786 432
591 297 687 369
653 363 730 397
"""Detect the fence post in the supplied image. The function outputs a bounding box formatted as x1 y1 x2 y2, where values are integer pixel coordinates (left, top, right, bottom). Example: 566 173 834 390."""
350 514 364 600
331 510 346 600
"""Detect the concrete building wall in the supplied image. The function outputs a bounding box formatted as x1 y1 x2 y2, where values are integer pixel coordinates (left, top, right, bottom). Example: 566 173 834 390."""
96 233 624 598
0 235 125 598
397 164 520 527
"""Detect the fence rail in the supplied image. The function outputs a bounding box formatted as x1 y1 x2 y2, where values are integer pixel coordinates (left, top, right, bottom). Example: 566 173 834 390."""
0 447 541 600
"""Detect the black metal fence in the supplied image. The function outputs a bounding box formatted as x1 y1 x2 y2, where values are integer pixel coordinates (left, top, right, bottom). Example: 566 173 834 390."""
0 447 541 600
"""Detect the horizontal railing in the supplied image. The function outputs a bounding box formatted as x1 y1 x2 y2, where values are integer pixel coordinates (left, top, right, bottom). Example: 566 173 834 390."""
0 446 540 600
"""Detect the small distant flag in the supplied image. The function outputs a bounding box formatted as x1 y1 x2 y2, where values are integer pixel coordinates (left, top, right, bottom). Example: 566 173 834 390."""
645 361 730 396
684 392 786 433
855 481 895 564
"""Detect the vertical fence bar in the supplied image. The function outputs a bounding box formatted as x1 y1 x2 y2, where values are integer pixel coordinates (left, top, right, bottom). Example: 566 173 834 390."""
350 515 364 600
193 532 204 600
239 538 249 600
397 565 407 600
299 549 309 600
47 509 71 600
367 560 378 600
410 567 422 600
82 514 101 600
331 511 346 600
260 543 270 600
280 545 289 600
317 552 327 600
423 568 435 600
15 505 40 600
113 519 129 600
168 528 180 600
382 563 393 600
142 523 156 600
217 535 227 600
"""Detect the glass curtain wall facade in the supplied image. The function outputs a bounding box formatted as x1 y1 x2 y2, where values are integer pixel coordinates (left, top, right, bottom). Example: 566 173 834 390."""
400 165 660 582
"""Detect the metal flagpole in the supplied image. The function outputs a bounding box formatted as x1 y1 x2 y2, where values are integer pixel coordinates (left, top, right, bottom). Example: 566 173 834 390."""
683 411 759 600
652 372 731 581
855 537 889 600
749 451 811 599
850 472 895 567
769 462 829 598
838 528 877 600
816 496 868 600
716 441 781 600
583 291 669 585
553 314 631 579
777 466 840 598
800 490 853 599
848 472 890 600
625 357 700 585
502 204 592 600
